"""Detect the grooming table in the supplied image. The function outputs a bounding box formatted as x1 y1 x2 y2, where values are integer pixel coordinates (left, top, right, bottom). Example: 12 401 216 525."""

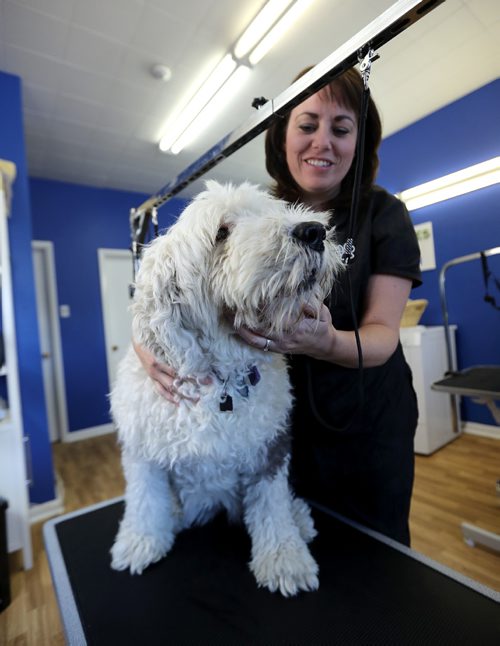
44 498 500 645
432 248 500 552
432 366 500 424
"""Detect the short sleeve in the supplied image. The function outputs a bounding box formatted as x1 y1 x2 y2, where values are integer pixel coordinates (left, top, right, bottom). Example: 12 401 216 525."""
370 187 422 288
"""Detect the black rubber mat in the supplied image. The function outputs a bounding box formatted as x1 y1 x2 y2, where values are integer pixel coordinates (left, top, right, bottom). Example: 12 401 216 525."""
51 500 500 645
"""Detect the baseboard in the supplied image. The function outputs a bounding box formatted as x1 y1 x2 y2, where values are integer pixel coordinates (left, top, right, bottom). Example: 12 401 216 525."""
29 476 65 524
30 426 116 523
62 422 115 443
463 421 500 440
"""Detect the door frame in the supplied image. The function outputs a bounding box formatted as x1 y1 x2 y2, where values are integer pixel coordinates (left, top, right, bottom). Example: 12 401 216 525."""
32 240 70 442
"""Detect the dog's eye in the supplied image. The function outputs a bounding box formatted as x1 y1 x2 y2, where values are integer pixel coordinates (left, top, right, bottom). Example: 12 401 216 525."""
215 225 230 243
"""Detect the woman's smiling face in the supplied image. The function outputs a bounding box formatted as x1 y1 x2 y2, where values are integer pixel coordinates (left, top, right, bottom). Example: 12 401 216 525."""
285 90 357 208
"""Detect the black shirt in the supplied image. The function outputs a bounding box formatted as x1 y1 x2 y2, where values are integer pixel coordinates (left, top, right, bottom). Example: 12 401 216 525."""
290 185 421 430
329 184 422 328
289 186 422 544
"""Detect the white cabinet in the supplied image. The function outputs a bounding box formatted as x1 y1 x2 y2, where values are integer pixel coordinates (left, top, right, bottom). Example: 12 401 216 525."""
400 325 460 455
0 160 32 568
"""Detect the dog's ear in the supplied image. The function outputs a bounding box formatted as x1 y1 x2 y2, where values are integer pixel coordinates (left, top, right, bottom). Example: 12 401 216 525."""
131 233 216 373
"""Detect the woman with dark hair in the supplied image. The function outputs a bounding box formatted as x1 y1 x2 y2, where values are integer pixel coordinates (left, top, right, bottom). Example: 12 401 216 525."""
135 66 422 545
265 66 382 208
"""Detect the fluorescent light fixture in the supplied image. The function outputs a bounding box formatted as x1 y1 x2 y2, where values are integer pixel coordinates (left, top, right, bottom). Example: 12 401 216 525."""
159 54 237 153
170 66 252 155
158 0 316 154
234 0 294 59
249 0 315 65
397 157 500 211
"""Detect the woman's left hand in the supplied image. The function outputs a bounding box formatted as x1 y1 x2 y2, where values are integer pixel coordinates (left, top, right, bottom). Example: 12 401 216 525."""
236 303 335 359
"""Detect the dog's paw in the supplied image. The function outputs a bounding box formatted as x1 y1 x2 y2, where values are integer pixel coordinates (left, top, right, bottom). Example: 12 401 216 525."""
292 497 317 544
110 525 174 574
250 540 319 597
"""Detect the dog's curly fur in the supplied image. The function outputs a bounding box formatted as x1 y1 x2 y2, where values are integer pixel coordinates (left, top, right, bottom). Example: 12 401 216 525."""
110 181 342 596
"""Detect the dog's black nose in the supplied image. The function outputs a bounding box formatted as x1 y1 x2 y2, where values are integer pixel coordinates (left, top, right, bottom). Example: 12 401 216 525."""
292 221 326 252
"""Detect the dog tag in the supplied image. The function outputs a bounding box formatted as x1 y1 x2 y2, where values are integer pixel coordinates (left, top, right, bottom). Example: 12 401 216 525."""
248 365 261 386
235 375 249 398
219 394 233 412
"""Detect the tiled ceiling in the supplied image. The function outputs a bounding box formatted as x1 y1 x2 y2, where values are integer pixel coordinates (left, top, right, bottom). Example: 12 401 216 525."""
0 0 499 208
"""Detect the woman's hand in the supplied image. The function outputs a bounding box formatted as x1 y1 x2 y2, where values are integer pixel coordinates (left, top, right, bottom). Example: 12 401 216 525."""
236 303 335 360
236 275 413 368
133 341 211 404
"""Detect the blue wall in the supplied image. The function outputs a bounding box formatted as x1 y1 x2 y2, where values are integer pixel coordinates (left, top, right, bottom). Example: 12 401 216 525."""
30 179 186 432
378 78 500 426
0 71 55 503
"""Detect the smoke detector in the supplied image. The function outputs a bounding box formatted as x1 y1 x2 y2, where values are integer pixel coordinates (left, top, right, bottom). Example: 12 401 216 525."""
150 64 172 82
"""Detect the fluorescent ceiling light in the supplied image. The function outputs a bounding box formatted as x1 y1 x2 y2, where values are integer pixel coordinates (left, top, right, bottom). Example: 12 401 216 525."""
397 157 500 211
170 66 252 155
159 54 237 153
158 0 315 154
234 0 294 59
249 0 315 65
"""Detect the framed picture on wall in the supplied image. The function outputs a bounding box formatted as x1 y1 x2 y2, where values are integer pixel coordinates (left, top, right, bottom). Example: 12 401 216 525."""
414 221 436 272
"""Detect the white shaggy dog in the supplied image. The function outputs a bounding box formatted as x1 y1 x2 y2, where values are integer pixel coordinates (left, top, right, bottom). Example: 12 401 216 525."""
110 181 342 596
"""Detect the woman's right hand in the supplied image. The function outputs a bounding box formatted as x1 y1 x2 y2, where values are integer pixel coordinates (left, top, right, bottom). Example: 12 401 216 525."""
133 341 211 404
133 340 180 403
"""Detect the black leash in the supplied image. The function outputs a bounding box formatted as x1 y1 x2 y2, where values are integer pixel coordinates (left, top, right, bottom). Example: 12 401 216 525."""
306 50 377 433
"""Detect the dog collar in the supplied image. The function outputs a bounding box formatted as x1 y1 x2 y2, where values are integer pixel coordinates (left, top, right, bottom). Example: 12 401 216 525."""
213 365 261 412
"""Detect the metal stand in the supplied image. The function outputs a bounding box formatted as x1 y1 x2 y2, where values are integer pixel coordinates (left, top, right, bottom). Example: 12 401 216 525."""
431 247 500 425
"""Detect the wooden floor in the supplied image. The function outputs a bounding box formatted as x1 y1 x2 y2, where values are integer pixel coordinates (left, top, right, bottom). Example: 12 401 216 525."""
410 433 500 590
1 432 499 643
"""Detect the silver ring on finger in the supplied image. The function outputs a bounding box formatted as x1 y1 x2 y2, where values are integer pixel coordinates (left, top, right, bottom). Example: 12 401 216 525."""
263 338 271 352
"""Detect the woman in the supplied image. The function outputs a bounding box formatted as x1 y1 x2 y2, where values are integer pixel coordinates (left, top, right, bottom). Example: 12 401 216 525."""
135 67 421 545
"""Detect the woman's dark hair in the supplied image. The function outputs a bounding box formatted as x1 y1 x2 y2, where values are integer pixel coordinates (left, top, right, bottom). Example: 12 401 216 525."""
265 66 382 209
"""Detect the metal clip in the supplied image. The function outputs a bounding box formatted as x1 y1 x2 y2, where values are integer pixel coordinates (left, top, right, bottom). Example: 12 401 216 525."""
358 48 379 89
251 96 268 110
341 238 356 265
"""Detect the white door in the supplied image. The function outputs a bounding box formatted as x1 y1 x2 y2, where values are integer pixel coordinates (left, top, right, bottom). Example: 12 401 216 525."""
32 241 69 442
98 249 134 391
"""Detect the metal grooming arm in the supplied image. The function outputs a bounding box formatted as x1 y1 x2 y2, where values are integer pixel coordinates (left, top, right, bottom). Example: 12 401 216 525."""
128 2 446 275
131 0 445 222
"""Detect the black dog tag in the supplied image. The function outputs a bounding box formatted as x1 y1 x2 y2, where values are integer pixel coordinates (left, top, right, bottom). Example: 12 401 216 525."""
219 394 233 412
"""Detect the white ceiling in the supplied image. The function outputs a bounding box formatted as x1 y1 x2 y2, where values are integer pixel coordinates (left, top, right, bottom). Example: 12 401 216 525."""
0 0 499 208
